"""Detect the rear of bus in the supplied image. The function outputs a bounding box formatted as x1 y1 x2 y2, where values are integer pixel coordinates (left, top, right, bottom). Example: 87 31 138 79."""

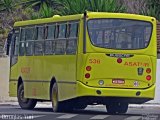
76 12 157 113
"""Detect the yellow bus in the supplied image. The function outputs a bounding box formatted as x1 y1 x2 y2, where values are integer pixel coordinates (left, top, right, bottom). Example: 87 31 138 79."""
7 12 157 114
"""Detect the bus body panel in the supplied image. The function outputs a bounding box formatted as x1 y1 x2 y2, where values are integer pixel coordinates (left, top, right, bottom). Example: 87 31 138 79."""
81 53 155 89
9 55 77 101
9 58 19 97
9 81 17 97
76 81 155 99
15 55 77 101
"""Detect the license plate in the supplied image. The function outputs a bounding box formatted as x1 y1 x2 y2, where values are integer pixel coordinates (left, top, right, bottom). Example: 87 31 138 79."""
112 79 125 84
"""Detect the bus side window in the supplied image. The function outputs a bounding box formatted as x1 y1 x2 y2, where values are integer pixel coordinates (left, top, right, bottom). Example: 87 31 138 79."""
66 22 79 55
6 31 12 55
19 28 25 56
13 31 20 56
58 24 66 38
55 23 67 55
10 29 19 66
45 25 55 55
25 27 35 56
34 26 44 55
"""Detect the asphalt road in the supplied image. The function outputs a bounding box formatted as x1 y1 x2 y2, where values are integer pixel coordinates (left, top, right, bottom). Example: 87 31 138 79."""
0 103 160 120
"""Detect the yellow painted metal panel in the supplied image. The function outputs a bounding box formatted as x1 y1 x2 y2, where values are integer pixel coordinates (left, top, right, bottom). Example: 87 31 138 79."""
9 81 17 97
77 81 155 98
14 14 82 27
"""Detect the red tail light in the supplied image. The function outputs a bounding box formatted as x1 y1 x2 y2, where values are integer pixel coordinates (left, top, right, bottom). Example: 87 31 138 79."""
117 58 122 63
146 68 151 74
86 66 91 71
146 75 151 81
85 73 90 79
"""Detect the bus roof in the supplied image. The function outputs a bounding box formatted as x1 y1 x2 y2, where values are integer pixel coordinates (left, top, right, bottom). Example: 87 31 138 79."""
14 12 155 27
14 14 83 27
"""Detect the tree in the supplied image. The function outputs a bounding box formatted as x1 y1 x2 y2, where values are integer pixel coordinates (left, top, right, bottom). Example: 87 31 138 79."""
39 2 54 18
20 0 57 10
58 0 126 15
57 0 88 15
88 0 126 12
0 0 14 13
0 0 16 51
0 1 34 52
19 0 62 19
30 2 55 19
119 0 146 14
142 0 160 21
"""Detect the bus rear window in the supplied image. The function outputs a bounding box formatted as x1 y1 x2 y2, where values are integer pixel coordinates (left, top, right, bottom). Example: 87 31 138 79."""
87 19 152 50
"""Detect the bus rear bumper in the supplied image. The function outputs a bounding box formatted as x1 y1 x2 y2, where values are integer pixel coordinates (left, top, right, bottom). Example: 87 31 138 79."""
76 81 155 101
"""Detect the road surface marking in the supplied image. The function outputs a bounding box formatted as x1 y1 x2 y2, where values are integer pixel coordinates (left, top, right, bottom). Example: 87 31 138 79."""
124 116 141 120
90 115 110 119
57 114 77 119
33 115 46 119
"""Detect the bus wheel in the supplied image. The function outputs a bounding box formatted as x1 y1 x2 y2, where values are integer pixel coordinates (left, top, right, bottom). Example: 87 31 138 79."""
51 83 74 112
117 102 128 114
74 104 87 110
106 102 128 114
17 84 37 109
51 83 63 112
106 103 117 114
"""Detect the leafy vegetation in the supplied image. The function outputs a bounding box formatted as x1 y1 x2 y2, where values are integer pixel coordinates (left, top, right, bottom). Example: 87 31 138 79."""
88 0 126 12
140 0 160 20
0 0 14 13
20 0 63 19
0 0 33 51
58 0 126 15
58 0 88 15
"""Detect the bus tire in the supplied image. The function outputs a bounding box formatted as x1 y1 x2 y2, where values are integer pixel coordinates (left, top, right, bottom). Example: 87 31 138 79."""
106 102 128 114
51 83 63 112
74 104 87 110
106 103 117 114
51 83 74 112
17 84 37 110
117 102 128 114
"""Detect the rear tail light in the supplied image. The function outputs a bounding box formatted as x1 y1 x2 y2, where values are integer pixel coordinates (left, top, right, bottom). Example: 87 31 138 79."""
85 73 90 79
146 68 151 74
146 75 151 81
117 58 122 63
86 66 91 71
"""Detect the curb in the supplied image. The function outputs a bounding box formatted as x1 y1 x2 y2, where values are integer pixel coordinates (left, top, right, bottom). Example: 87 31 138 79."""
129 104 160 108
0 102 160 108
0 102 52 108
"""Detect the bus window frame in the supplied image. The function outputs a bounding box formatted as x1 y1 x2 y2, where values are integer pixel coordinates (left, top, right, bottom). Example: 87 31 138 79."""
19 27 26 56
34 25 45 56
25 26 36 56
44 24 56 55
54 22 67 55
13 29 20 56
66 22 79 55
10 29 20 66
87 18 153 50
6 31 13 56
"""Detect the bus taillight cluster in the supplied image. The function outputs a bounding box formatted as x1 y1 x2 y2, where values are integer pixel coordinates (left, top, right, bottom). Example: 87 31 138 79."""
146 68 151 74
85 66 92 79
86 66 92 71
146 68 151 81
